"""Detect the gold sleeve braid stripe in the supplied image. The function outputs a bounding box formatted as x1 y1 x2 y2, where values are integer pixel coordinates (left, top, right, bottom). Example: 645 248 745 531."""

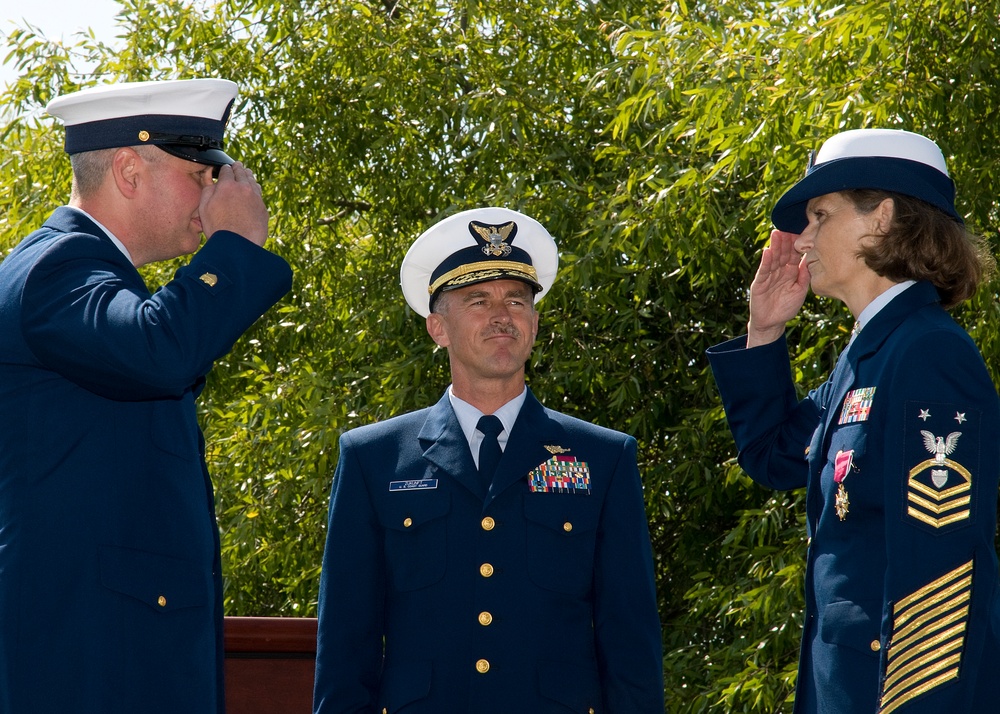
879 560 972 713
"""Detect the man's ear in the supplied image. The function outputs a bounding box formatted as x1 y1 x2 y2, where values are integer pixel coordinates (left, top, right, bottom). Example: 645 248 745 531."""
426 313 450 347
111 147 142 198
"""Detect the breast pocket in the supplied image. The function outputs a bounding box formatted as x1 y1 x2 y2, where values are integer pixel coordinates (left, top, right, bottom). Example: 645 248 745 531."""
523 496 600 596
379 493 451 592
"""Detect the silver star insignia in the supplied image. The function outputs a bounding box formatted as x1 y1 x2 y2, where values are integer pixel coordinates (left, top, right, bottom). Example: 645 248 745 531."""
918 409 931 422
954 412 967 424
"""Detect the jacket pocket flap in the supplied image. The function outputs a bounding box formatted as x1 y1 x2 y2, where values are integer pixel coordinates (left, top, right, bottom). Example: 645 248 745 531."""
99 545 210 612
819 599 881 656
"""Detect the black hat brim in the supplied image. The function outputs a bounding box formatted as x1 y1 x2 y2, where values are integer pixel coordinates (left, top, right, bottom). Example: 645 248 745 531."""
158 144 235 168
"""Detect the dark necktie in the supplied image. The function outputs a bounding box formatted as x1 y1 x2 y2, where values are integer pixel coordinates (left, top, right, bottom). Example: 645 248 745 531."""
477 415 503 485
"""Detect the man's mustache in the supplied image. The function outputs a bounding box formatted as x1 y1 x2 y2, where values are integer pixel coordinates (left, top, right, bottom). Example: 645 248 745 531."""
482 325 520 338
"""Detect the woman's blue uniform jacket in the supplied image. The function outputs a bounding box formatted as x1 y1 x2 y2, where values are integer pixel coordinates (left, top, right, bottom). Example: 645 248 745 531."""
0 207 292 714
707 281 1000 713
312 389 665 713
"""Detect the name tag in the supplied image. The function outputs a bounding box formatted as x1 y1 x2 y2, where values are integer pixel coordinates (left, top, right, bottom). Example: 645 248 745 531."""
389 479 438 492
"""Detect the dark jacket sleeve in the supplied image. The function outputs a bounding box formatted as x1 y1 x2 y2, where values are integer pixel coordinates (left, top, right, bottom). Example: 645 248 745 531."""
313 430 386 714
21 230 292 401
593 435 666 713
707 334 820 491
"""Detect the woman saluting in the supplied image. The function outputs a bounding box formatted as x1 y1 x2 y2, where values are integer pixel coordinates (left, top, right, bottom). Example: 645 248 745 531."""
708 129 1000 713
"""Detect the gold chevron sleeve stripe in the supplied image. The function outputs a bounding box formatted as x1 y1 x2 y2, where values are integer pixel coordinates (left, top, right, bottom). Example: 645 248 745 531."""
883 652 963 708
908 458 971 482
907 491 971 514
889 598 969 656
885 621 968 676
892 561 972 613
884 632 964 686
906 507 971 529
880 662 961 714
879 560 973 713
891 573 972 628
909 478 971 502
892 583 971 642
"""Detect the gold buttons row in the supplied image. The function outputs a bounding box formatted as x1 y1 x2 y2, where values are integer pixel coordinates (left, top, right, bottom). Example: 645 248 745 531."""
478 517 495 677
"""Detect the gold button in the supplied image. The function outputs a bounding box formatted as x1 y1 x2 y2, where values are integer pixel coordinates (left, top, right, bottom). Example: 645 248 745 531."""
481 517 495 531
403 517 413 528
157 596 167 607
870 640 881 652
476 658 490 673
138 130 150 142
563 522 573 532
480 563 494 577
478 611 493 626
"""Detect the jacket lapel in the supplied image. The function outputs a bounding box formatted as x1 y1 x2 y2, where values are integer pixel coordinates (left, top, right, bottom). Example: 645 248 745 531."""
418 392 484 498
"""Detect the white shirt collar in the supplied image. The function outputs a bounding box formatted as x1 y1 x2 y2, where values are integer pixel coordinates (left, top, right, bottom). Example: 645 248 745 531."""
448 385 527 466
65 206 134 264
854 280 916 336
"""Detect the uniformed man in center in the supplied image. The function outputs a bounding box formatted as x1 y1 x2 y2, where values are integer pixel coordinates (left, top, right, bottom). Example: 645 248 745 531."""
312 207 665 713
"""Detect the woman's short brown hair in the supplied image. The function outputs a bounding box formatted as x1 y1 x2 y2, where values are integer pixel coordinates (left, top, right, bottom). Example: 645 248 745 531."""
846 189 994 308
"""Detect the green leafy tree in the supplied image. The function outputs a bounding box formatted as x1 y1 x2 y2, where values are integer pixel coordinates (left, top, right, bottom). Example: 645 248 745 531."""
3 1 1000 711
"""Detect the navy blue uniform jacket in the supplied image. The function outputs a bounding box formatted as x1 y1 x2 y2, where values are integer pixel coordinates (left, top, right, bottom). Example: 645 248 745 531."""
707 281 1000 713
313 389 664 713
0 207 292 714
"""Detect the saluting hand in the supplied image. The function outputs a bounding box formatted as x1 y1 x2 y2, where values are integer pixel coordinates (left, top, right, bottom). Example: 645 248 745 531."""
746 230 810 348
198 162 270 247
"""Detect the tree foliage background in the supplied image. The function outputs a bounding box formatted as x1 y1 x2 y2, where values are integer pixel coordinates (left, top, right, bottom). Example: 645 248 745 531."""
3 1 1000 711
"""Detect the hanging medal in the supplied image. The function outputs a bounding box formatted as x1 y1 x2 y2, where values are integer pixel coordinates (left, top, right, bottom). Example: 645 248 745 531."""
833 449 854 520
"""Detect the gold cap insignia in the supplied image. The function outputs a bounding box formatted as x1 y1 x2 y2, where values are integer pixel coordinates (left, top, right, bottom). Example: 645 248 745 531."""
471 221 515 257
199 272 218 287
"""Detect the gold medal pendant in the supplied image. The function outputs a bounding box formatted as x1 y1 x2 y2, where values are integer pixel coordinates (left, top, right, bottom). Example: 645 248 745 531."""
835 482 850 521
